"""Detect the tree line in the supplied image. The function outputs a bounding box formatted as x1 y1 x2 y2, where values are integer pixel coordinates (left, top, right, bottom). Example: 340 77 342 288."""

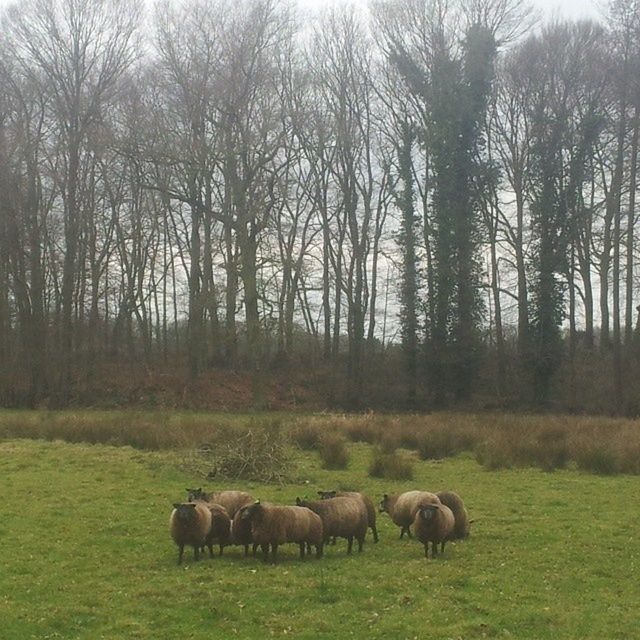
1 0 639 414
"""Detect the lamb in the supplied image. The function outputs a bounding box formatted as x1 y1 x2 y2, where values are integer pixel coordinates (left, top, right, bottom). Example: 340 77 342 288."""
206 503 232 557
231 504 259 557
413 502 455 559
436 490 471 540
379 490 441 539
169 502 212 564
297 496 367 554
240 500 324 563
317 490 378 543
186 488 254 518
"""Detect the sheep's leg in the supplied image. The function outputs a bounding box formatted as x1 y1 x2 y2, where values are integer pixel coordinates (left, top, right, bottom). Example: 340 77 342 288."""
261 543 269 562
316 543 323 559
399 527 405 539
244 544 249 557
424 544 429 559
177 545 184 565
432 542 438 558
330 536 337 545
271 544 279 564
207 543 214 558
299 543 306 559
219 544 224 556
252 543 259 557
347 536 353 554
407 527 413 539
193 545 200 561
307 542 312 554
372 526 379 543
440 541 445 554
357 536 364 552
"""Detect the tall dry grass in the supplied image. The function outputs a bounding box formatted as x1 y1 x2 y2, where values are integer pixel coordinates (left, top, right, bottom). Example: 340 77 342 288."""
3 409 640 475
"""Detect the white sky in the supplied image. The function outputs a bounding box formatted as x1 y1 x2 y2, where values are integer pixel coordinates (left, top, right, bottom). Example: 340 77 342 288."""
0 0 605 20
295 0 603 20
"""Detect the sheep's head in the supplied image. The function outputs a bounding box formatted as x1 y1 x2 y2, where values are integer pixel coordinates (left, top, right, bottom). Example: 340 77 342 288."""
317 490 337 500
241 500 262 522
418 504 439 522
186 487 207 501
172 502 198 523
379 494 390 513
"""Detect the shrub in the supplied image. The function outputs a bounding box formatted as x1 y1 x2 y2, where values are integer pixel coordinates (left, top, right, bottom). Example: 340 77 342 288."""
291 420 325 451
416 425 476 460
368 449 414 480
343 414 380 444
318 432 350 470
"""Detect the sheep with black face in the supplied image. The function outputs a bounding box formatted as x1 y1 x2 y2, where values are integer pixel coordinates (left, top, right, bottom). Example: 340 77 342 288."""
413 502 455 559
379 490 441 539
169 502 212 564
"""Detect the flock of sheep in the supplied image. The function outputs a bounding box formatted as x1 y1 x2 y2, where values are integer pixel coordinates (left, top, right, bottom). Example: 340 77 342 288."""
170 488 471 564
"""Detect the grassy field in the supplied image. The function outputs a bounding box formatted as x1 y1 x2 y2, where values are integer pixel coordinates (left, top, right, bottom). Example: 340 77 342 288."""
1 421 640 639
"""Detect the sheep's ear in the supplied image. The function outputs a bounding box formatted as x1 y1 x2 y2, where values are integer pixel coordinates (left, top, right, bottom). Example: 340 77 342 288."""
173 503 181 509
296 497 302 505
317 491 324 496
196 487 202 493
383 494 388 499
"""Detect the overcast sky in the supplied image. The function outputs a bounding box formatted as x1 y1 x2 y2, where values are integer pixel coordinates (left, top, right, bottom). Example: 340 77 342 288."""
0 0 608 23
295 0 603 19
0 0 605 21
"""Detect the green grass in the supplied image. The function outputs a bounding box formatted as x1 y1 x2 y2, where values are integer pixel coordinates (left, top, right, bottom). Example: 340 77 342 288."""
1 434 640 639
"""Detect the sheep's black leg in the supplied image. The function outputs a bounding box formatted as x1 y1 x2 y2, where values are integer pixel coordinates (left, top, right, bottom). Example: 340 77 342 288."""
440 541 445 554
244 544 249 557
399 527 405 539
307 542 312 554
177 544 184 565
407 527 413 539
193 545 200 561
432 542 438 558
316 543 323 559
424 544 429 559
261 543 269 562
219 544 224 556
357 536 364 552
207 543 214 558
347 536 353 554
299 543 306 559
330 536 337 545
372 526 379 543
252 543 259 557
271 544 278 564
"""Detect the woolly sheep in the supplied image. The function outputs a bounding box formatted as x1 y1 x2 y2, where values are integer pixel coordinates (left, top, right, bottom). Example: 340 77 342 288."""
206 503 232 556
436 490 471 540
186 488 254 518
297 496 367 554
240 500 324 563
170 502 212 564
317 490 378 543
379 490 441 539
413 503 455 559
231 504 259 557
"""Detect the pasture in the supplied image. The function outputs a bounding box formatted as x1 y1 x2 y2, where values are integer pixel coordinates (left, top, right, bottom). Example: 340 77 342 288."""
1 411 639 639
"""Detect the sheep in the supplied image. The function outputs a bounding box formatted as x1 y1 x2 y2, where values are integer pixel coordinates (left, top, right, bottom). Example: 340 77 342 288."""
413 502 455 559
297 496 367 554
379 490 441 539
240 500 324 563
231 504 259 557
436 490 471 540
317 490 378 543
206 503 232 557
169 502 212 564
186 488 254 518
